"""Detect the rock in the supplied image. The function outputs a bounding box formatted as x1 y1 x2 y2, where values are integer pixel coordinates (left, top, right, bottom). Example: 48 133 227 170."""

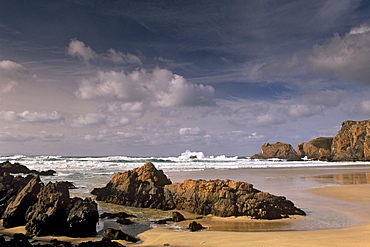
165 179 305 219
172 211 185 222
93 163 306 220
331 120 370 161
116 217 134 225
92 162 172 208
100 211 136 219
250 142 301 161
0 174 35 217
66 197 99 237
102 228 140 243
188 221 204 232
2 175 42 228
0 161 31 174
298 137 333 161
78 239 125 247
25 182 98 237
30 169 57 176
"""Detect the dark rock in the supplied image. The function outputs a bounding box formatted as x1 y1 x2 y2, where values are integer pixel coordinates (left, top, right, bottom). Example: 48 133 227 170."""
25 182 98 237
0 161 31 174
92 162 172 208
100 211 136 219
102 228 140 243
250 142 301 161
188 221 204 232
298 137 333 161
153 219 170 224
116 217 134 225
2 175 42 228
66 197 99 237
172 211 185 222
30 169 57 176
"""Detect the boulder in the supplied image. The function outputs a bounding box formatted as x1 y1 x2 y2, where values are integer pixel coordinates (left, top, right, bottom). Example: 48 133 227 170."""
297 137 333 161
172 211 185 222
188 221 204 232
78 239 125 247
164 179 305 219
102 228 140 243
331 120 370 161
250 142 301 161
25 182 99 237
92 162 172 208
93 163 306 220
66 197 99 237
2 175 42 228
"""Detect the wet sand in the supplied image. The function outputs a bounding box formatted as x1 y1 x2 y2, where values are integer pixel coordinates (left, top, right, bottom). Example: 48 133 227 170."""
2 165 370 246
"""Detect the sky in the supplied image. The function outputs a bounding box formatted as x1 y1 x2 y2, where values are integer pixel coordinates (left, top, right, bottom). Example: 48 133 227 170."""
1 0 370 156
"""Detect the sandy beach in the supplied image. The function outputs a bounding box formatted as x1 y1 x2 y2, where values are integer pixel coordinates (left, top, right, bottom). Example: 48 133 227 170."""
2 166 370 246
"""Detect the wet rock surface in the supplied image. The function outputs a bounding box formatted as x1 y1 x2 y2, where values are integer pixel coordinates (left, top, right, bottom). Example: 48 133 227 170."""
250 142 301 161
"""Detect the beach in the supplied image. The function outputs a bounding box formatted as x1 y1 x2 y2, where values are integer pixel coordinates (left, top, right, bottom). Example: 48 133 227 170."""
1 161 370 246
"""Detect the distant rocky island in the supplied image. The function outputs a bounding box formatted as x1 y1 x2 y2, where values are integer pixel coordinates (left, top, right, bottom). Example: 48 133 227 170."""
251 119 370 161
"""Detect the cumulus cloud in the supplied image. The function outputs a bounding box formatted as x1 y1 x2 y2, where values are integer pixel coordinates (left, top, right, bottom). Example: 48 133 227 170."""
179 127 206 136
67 39 142 65
308 22 370 84
0 111 64 123
75 68 215 107
72 113 107 127
0 60 32 93
341 100 370 117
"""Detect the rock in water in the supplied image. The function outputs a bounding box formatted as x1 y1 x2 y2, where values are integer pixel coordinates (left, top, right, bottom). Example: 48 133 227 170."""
92 163 306 220
188 221 204 232
102 228 140 243
297 137 333 161
2 175 42 228
92 162 172 208
250 142 301 161
172 211 185 222
0 161 31 174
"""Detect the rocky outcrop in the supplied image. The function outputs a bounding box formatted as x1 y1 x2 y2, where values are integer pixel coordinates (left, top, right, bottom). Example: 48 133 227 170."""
2 175 42 227
297 137 333 161
91 162 172 208
25 182 98 237
250 142 301 160
0 161 31 174
331 120 370 161
92 163 306 220
102 228 140 243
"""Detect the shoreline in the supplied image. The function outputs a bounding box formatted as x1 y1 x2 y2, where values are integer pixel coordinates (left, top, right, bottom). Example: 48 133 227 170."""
2 166 370 246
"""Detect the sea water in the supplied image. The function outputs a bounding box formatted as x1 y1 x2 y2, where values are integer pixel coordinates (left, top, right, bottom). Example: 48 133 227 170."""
1 150 369 232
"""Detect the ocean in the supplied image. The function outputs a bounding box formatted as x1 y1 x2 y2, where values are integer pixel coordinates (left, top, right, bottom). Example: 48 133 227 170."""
1 150 370 234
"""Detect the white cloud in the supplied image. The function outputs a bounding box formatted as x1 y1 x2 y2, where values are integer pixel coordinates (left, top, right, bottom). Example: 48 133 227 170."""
0 111 64 123
75 68 215 107
72 113 107 127
67 39 142 65
308 23 370 84
0 60 32 93
67 39 97 63
179 127 206 136
341 100 370 117
283 104 323 118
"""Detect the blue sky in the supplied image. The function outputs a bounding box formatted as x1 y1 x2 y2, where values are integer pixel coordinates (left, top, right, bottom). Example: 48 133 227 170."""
1 0 370 156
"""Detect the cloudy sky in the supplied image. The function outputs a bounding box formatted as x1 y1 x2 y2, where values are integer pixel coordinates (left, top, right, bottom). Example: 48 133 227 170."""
1 0 370 156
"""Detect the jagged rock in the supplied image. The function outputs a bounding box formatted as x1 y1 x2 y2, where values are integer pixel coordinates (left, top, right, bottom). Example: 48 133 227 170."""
102 228 140 243
188 221 204 232
172 211 185 222
25 182 98 237
30 169 57 176
250 142 301 161
0 174 35 217
92 163 306 220
2 175 42 228
297 137 333 161
91 162 172 208
331 120 370 161
0 161 31 174
66 197 99 237
100 211 136 219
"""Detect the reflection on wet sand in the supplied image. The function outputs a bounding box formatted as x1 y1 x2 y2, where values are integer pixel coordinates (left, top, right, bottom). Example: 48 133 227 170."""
310 172 370 185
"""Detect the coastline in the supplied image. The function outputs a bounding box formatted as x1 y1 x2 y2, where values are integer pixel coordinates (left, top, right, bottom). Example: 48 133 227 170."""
1 165 370 246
